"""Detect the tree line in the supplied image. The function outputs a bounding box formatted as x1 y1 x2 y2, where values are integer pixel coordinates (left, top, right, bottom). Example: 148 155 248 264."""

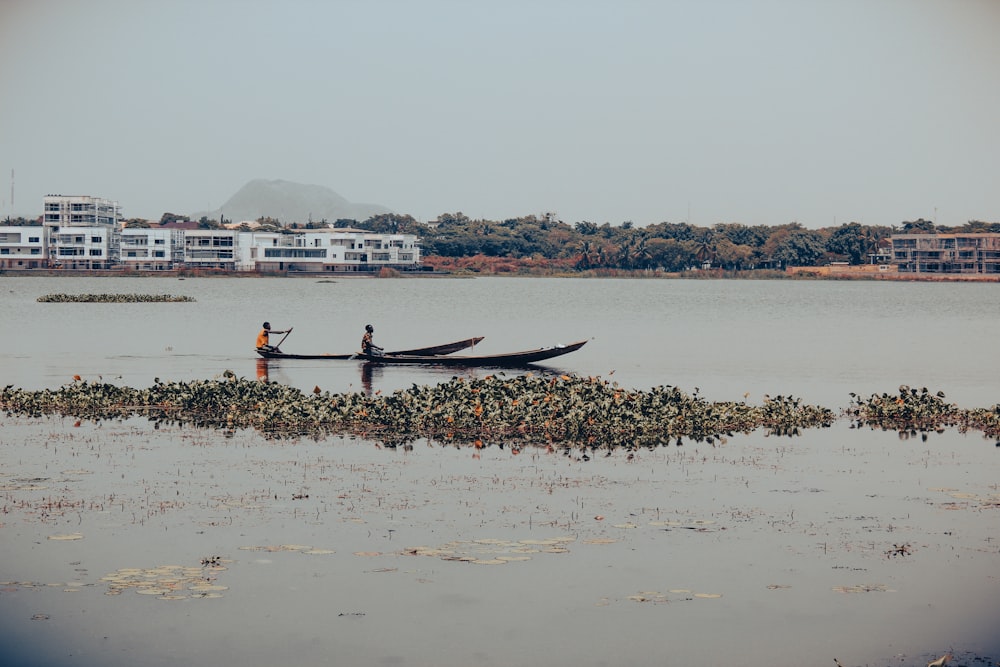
342 213 1000 271
7 212 999 271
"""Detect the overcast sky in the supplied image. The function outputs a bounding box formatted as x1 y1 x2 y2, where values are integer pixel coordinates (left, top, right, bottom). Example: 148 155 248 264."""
1 0 998 228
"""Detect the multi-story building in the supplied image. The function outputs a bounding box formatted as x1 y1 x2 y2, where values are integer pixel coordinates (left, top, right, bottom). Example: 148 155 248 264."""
246 228 422 273
181 229 238 270
51 225 114 270
0 225 47 269
891 233 1000 274
9 194 424 272
43 195 121 268
119 227 183 271
43 195 120 226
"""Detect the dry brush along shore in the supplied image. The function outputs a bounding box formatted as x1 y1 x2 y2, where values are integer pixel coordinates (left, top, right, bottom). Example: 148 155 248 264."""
1 375 998 449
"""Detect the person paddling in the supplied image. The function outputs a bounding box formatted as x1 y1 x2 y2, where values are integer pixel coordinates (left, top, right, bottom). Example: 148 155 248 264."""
256 321 292 352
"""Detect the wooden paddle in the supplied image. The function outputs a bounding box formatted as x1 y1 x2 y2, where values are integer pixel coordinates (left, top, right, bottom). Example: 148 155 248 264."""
272 327 293 352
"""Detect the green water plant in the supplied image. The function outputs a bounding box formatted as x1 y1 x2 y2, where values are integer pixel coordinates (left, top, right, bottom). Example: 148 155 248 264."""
0 374 834 449
4 376 996 448
36 293 195 303
847 385 1000 438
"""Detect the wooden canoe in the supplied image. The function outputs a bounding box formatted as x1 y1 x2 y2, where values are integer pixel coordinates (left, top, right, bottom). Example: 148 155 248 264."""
355 339 588 367
255 336 484 360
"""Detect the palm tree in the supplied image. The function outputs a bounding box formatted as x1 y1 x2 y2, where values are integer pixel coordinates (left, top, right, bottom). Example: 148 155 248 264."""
617 240 635 270
633 237 652 270
694 239 716 267
576 239 596 269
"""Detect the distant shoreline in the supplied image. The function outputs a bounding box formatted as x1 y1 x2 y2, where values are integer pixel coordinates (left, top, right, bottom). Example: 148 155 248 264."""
0 267 997 282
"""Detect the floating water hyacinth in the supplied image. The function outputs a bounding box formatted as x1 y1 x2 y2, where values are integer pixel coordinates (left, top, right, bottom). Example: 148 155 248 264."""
847 385 1000 437
37 293 195 303
0 375 835 449
2 376 997 449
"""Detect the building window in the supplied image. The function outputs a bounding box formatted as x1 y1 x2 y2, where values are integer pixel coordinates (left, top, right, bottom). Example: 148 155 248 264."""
90 249 102 256
29 237 40 243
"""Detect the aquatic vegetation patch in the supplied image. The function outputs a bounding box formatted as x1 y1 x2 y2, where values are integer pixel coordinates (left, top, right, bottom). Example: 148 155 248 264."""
101 560 231 599
928 487 1000 511
4 376 997 449
0 374 835 450
600 588 723 605
403 535 575 563
239 544 335 554
831 583 894 594
847 385 1000 438
37 293 195 303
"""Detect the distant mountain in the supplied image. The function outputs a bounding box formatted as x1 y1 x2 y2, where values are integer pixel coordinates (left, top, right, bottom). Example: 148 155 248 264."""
190 179 392 224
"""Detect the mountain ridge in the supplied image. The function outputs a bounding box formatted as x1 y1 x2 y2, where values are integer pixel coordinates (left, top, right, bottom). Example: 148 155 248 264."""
190 179 392 223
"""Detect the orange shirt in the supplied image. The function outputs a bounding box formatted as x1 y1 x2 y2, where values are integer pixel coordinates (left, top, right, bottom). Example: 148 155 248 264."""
256 328 269 348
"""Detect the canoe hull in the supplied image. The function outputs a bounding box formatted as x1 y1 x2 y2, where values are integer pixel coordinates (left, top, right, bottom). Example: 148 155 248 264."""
255 336 484 360
357 340 588 367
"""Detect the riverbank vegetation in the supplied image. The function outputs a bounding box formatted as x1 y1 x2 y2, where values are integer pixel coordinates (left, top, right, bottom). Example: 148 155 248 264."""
10 208 998 276
351 213 999 273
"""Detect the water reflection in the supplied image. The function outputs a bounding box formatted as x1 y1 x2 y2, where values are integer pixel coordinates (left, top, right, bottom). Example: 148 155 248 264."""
256 358 269 382
361 362 382 395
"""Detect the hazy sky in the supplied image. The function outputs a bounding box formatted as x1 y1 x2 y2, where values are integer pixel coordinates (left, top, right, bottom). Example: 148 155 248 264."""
2 0 998 228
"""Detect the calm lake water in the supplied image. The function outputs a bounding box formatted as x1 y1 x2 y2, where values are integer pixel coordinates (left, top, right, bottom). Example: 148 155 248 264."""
1 276 998 667
1 275 998 408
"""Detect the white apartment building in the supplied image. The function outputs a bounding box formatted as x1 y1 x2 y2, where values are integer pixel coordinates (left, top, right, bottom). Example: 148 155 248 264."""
120 227 183 271
182 229 238 270
43 195 120 227
51 225 114 269
42 195 121 269
892 233 1000 274
247 228 421 273
0 225 47 269
10 195 423 272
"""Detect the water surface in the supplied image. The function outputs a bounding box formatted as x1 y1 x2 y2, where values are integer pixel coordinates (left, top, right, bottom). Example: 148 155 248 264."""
0 276 997 667
2 276 997 408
